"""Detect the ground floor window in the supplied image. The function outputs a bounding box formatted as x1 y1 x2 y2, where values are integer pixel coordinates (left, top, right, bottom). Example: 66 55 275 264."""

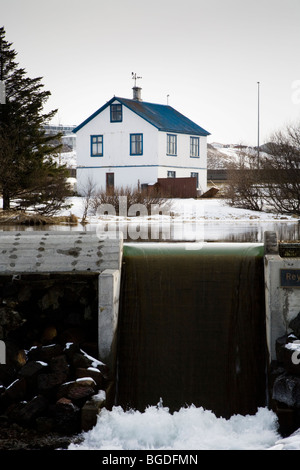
167 171 176 178
191 172 199 187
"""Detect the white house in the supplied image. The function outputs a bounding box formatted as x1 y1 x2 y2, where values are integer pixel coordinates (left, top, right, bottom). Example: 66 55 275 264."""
73 87 210 195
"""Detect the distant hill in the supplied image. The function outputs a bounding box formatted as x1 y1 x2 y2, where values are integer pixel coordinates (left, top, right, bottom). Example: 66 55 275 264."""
207 143 252 169
207 143 269 169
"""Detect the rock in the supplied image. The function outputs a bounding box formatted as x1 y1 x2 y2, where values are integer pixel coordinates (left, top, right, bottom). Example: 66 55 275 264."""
19 360 48 379
41 326 57 345
49 354 70 375
13 395 48 425
75 367 105 388
5 342 27 368
273 374 300 408
71 352 92 370
0 339 109 435
57 379 95 406
60 327 87 345
0 365 17 387
19 360 49 397
37 370 69 398
81 390 106 431
1 378 26 407
27 344 64 362
63 342 81 362
276 334 297 363
66 346 109 378
55 397 80 434
0 306 24 337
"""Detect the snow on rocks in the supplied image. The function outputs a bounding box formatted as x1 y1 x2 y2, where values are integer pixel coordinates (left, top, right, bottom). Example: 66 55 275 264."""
0 341 109 435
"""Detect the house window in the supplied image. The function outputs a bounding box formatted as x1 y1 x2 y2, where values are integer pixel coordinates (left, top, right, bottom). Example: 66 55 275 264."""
167 134 177 155
130 134 143 155
91 135 103 156
110 104 122 122
191 172 199 187
167 171 176 178
190 137 199 157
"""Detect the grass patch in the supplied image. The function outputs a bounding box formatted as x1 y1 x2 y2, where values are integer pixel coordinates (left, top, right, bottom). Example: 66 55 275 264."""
0 211 78 226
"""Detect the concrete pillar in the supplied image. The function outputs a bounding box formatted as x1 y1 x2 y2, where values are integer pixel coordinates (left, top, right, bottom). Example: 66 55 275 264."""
98 269 121 372
264 231 279 255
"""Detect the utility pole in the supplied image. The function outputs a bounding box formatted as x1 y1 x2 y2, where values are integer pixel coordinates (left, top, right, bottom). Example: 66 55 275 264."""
257 81 260 169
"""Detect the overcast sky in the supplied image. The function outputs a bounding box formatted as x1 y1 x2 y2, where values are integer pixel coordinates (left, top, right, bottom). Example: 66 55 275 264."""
2 0 300 145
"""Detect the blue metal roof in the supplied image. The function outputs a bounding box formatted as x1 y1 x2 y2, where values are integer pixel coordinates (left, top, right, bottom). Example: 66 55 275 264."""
73 96 210 136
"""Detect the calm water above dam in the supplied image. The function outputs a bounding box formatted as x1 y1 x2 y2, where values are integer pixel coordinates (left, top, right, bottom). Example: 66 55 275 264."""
0 219 299 242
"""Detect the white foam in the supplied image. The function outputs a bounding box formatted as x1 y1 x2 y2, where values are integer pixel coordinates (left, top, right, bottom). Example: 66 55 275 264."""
69 405 282 450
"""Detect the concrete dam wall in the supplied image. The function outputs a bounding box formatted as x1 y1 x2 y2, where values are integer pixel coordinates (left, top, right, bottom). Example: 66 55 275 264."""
0 230 300 426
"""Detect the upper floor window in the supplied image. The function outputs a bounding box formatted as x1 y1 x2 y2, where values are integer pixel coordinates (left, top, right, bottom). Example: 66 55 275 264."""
190 137 199 157
130 133 143 155
167 134 177 156
91 135 103 156
110 103 122 122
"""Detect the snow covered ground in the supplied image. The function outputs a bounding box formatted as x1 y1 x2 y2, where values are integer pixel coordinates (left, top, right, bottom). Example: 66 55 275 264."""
62 196 298 223
59 196 299 243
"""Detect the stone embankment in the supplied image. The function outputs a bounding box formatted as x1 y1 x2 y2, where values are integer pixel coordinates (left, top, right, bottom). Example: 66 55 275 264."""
0 340 109 449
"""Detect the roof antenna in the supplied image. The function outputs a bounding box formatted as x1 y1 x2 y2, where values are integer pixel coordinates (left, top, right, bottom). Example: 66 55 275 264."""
167 94 170 105
132 72 142 87
132 72 143 101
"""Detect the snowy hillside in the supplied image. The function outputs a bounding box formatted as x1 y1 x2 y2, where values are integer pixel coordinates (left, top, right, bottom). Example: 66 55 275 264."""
207 143 268 169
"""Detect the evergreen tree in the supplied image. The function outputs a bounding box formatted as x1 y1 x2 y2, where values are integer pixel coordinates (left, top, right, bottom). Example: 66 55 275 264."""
0 26 71 213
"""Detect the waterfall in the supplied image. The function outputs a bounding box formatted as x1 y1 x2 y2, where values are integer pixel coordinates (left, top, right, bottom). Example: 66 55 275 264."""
115 243 267 419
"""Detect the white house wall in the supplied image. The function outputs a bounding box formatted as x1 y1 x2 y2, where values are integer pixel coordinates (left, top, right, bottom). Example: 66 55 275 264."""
77 166 159 193
76 98 208 194
76 100 159 192
157 132 207 192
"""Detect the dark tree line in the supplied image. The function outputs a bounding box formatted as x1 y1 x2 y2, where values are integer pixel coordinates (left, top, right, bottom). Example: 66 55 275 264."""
0 26 71 215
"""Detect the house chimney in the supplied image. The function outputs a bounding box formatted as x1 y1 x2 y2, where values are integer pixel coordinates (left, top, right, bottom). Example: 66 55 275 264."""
132 86 142 101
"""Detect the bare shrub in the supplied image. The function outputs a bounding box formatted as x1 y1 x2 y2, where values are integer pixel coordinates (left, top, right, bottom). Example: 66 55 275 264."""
80 177 97 224
91 186 172 216
262 123 300 215
223 149 265 211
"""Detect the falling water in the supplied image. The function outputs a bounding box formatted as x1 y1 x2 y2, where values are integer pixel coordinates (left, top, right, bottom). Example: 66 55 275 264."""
115 243 267 419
